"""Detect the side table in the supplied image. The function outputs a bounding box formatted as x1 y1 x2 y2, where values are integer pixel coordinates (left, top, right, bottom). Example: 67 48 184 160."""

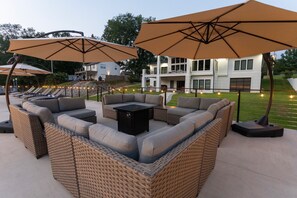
154 106 167 122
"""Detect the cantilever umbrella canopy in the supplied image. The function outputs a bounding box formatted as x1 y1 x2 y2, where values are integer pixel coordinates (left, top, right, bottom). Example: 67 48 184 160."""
135 0 297 122
7 37 138 63
135 0 297 59
0 63 51 75
0 70 35 76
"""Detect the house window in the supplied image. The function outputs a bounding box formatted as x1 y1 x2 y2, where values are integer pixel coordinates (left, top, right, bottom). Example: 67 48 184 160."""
114 67 117 70
161 67 168 74
193 80 198 89
154 67 157 74
192 59 211 71
193 79 211 90
234 59 253 70
247 59 253 70
230 78 251 92
170 80 174 89
100 65 106 69
171 57 187 72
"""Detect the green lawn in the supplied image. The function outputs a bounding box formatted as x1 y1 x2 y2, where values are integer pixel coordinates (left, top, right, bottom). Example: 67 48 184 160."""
88 78 297 130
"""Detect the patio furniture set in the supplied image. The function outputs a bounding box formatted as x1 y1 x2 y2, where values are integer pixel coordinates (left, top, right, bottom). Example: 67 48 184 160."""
9 92 235 197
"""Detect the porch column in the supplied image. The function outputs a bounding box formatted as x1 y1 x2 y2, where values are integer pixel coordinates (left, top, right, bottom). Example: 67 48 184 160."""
142 69 146 91
156 56 161 92
185 59 191 93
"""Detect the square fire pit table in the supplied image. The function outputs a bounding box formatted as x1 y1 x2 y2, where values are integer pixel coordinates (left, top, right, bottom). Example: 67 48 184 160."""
114 104 152 135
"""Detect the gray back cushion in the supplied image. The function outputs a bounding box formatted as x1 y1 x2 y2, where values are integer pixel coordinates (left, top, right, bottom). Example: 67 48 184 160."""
123 94 134 103
89 124 138 160
32 99 60 113
139 120 195 163
186 111 214 132
57 114 93 138
104 94 123 105
177 97 200 109
22 101 55 124
134 94 146 103
207 103 220 116
199 98 221 110
145 94 162 105
58 97 86 111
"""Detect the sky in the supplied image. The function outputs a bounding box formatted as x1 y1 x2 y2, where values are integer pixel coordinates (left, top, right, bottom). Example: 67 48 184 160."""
0 0 297 38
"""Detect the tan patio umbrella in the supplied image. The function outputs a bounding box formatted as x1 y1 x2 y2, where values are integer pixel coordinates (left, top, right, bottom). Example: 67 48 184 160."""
7 37 138 63
135 0 297 59
0 63 51 75
135 0 297 129
0 70 36 76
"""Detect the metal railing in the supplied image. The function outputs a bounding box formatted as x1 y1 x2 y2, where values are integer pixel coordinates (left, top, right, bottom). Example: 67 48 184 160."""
10 85 297 130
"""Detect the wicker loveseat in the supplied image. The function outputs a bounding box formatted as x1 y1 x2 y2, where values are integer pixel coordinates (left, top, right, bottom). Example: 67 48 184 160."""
10 97 97 158
102 93 163 120
44 99 227 198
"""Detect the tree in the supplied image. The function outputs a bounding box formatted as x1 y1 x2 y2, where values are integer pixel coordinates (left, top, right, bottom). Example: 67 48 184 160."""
101 13 156 82
275 49 297 77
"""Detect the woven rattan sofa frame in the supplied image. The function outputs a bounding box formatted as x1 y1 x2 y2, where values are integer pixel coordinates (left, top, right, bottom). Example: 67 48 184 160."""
45 118 221 198
10 104 48 159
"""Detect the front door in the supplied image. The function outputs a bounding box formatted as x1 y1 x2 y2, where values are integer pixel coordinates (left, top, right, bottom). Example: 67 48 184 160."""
177 81 185 90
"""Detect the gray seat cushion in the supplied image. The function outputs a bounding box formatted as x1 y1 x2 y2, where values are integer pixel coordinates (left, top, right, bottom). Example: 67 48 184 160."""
89 124 138 160
123 94 134 102
58 97 86 111
54 109 96 120
167 107 196 116
139 120 195 163
22 101 55 124
145 94 162 105
57 114 93 138
32 99 60 113
186 111 214 132
134 94 146 103
199 98 221 110
104 94 123 105
179 110 206 122
178 97 200 109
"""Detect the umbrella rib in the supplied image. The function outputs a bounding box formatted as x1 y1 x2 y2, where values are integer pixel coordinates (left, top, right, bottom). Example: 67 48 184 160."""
193 22 210 59
135 22 204 45
216 23 293 48
9 40 64 52
45 39 80 60
210 22 240 42
64 39 84 53
85 39 138 59
211 24 240 58
190 22 206 42
210 2 246 23
158 27 202 56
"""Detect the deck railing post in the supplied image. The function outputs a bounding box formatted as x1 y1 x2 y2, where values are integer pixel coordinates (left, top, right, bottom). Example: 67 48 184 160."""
71 87 73 98
78 87 81 97
64 86 67 96
195 88 197 97
236 90 241 122
96 86 99 102
86 86 89 100
164 90 167 106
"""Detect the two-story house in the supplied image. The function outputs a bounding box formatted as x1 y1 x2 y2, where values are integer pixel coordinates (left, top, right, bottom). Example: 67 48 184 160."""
142 55 263 93
75 62 121 81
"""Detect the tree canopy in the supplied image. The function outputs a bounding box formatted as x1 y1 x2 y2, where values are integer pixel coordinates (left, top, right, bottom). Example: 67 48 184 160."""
275 49 297 78
101 13 156 82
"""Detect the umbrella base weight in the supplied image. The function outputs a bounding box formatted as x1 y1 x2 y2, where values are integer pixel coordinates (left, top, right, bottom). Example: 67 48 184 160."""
0 120 13 133
232 121 283 138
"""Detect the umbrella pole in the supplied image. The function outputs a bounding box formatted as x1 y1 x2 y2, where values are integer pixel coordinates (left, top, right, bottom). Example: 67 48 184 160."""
257 53 273 125
5 55 22 112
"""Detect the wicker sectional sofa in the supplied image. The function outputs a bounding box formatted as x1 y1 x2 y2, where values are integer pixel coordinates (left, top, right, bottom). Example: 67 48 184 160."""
102 93 164 120
10 97 97 158
43 96 236 198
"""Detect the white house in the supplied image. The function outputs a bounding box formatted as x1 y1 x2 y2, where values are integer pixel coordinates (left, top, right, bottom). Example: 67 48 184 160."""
76 62 121 80
142 55 263 93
